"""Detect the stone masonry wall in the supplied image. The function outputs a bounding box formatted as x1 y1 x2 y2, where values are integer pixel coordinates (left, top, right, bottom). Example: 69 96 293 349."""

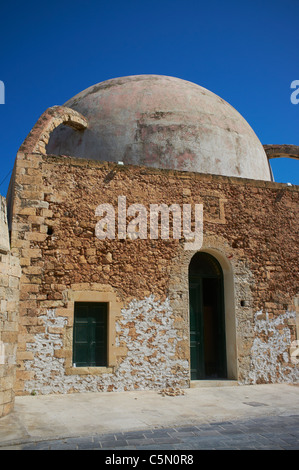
0 196 21 416
9 151 299 395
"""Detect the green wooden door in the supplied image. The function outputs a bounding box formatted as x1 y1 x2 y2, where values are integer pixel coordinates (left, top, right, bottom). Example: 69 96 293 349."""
189 278 204 379
73 302 108 367
189 253 227 380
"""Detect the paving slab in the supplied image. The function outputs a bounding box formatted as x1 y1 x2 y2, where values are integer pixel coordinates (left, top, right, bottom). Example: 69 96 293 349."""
0 383 298 449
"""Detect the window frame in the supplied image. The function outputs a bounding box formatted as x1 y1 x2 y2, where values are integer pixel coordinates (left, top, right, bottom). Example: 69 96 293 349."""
62 288 123 376
73 301 108 368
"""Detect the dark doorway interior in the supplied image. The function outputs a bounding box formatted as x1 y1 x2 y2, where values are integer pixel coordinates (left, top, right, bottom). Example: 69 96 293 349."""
189 252 227 380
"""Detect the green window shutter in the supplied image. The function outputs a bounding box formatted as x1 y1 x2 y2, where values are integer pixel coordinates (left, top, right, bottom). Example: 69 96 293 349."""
73 302 108 367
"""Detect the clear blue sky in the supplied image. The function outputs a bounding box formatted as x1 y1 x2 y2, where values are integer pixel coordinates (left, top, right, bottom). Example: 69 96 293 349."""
0 0 298 196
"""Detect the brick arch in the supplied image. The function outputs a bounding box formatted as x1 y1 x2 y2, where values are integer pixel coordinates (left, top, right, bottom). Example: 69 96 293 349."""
19 106 88 155
263 144 299 160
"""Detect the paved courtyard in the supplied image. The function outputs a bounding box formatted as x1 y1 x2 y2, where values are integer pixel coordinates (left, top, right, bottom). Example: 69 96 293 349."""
12 415 299 450
0 383 298 450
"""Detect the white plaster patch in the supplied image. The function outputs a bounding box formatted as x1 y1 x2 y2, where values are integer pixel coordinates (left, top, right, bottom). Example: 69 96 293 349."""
24 296 189 395
25 310 68 394
248 310 298 384
108 295 189 391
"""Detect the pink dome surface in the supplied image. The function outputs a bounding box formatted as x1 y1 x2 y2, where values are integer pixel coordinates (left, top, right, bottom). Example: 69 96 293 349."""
47 75 271 181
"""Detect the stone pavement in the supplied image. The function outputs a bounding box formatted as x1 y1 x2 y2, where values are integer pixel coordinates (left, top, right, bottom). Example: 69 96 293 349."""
0 383 298 450
11 415 299 450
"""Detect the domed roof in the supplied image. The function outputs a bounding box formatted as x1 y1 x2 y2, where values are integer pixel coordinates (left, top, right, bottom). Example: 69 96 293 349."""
47 75 272 181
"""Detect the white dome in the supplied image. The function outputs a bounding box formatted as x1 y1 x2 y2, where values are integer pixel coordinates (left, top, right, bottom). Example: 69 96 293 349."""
47 75 272 181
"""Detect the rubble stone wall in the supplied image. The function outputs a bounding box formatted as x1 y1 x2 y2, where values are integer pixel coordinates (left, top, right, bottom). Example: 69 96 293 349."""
0 196 21 416
9 152 299 395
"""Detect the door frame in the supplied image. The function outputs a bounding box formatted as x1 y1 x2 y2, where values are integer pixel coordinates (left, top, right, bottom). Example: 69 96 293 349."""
189 252 227 380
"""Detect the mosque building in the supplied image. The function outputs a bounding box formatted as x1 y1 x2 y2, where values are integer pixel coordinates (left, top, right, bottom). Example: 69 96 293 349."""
0 75 298 417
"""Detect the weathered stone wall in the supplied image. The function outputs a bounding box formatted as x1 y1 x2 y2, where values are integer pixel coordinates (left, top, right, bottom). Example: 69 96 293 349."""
0 196 20 416
9 151 299 395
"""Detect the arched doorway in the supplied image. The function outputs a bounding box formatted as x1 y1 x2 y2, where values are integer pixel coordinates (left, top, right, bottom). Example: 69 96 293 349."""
189 252 227 380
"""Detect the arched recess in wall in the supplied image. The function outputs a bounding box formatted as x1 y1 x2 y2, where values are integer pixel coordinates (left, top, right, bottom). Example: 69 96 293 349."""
46 123 84 157
17 106 88 157
188 248 238 381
